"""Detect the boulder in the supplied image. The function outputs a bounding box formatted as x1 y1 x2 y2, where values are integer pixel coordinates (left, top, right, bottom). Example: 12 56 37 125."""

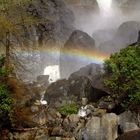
86 113 118 140
69 63 108 92
92 29 116 47
101 113 118 140
44 76 106 109
44 79 70 109
86 116 101 140
118 111 139 133
121 122 139 133
116 129 140 140
60 30 96 78
99 21 140 55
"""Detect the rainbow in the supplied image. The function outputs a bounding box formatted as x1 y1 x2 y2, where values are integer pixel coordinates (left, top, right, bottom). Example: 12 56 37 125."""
14 46 109 64
40 47 108 64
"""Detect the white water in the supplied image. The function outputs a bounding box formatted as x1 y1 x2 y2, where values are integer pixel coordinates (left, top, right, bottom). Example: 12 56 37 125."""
97 0 113 16
43 65 60 83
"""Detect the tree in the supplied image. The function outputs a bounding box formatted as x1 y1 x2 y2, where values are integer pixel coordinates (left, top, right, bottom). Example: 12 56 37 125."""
0 0 37 71
104 44 140 107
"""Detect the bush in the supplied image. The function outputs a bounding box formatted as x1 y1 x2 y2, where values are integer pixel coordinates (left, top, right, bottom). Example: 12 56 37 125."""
0 55 12 129
104 44 140 107
58 103 78 116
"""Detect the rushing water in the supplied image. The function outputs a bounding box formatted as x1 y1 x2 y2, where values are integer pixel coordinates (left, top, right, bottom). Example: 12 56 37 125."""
97 0 113 16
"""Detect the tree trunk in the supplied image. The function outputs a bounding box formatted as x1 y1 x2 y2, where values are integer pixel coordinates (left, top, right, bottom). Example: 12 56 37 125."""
5 32 10 72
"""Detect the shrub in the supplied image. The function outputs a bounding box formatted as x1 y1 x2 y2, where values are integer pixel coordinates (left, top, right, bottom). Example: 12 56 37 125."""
0 55 12 129
58 103 78 116
104 44 140 107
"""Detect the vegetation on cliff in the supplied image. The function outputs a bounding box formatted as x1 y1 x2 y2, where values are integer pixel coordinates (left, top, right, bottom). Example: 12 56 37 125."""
104 44 140 108
0 55 11 129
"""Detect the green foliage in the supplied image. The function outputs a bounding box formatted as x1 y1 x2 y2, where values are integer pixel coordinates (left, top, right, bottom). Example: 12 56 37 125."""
58 103 78 116
0 84 11 112
104 44 140 107
0 55 12 129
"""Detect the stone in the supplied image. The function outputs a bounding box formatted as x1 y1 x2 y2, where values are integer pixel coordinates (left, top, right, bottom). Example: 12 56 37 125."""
51 127 64 136
82 98 88 106
32 110 47 126
36 75 49 86
85 113 118 140
9 128 48 140
31 105 39 113
60 30 96 78
68 114 80 124
86 116 101 140
99 21 140 55
122 122 139 133
116 129 140 140
101 113 118 140
118 111 139 133
69 63 109 99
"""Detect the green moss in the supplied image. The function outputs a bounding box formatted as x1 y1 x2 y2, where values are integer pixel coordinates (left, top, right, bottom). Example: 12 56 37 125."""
58 103 78 116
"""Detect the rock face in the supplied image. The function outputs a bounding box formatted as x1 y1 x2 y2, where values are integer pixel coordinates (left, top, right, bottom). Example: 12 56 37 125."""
13 0 75 81
44 75 109 110
69 63 106 91
60 30 96 78
99 21 140 55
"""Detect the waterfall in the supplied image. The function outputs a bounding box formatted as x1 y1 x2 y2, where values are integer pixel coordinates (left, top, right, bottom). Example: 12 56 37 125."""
97 0 113 16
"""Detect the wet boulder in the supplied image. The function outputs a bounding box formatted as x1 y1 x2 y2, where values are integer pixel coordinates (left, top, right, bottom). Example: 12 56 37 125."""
60 30 96 78
68 76 108 103
44 79 69 109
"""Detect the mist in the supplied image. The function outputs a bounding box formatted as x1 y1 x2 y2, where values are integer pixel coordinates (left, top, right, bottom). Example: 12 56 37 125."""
69 0 140 36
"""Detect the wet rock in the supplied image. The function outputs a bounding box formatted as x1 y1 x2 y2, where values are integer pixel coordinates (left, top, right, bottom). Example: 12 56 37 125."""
69 63 109 99
44 79 70 108
36 75 49 87
68 76 94 102
44 76 103 109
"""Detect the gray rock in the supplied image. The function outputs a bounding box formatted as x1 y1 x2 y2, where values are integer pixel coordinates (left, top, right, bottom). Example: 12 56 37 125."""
85 113 118 140
116 129 140 140
60 30 96 78
99 21 140 55
122 122 139 133
119 111 140 133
